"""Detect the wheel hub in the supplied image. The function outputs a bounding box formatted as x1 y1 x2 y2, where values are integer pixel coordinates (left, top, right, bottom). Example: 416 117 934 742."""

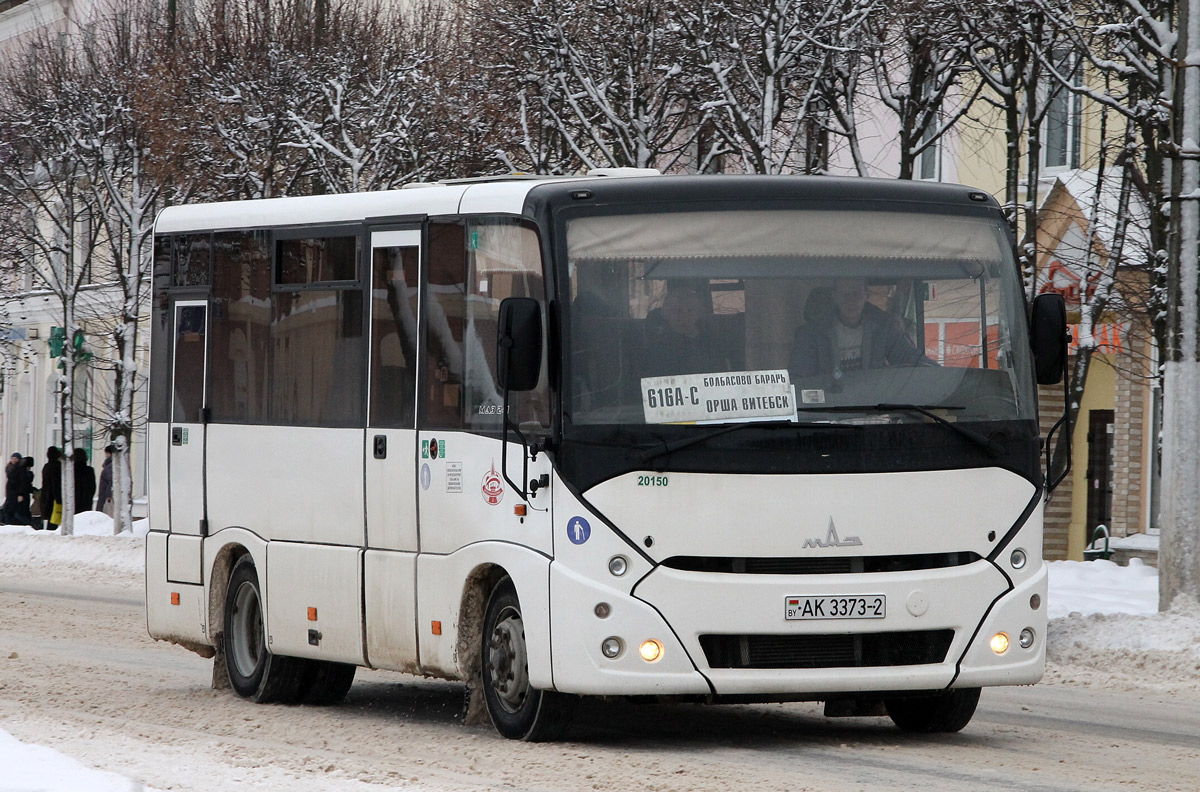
229 580 263 678
486 606 529 713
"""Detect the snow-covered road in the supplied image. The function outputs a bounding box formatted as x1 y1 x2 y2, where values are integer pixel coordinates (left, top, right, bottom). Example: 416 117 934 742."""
2 527 1199 791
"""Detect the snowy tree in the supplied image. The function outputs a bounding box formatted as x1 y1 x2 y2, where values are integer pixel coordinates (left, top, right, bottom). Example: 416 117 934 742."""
0 36 104 535
809 0 884 176
466 0 700 173
284 2 456 191
866 0 980 181
677 0 857 174
71 6 163 535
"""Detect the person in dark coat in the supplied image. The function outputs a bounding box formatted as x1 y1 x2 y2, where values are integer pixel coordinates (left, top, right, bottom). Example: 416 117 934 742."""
790 278 930 380
40 447 62 531
2 452 21 524
74 448 97 514
5 454 31 525
96 445 115 517
7 457 34 526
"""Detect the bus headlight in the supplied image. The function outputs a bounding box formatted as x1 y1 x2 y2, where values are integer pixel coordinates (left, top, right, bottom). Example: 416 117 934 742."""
1010 548 1027 569
990 633 1010 654
608 555 629 577
601 637 623 658
639 640 664 663
1019 628 1036 649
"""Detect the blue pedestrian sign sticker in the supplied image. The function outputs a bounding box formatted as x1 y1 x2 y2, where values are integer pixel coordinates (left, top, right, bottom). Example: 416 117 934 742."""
567 516 591 545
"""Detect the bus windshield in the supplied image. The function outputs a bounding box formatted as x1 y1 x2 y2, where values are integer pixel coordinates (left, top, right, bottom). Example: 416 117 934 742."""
564 206 1036 428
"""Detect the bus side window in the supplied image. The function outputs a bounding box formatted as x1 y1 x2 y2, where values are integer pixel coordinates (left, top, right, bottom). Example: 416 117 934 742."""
465 219 548 432
423 222 467 431
370 245 419 427
210 231 271 423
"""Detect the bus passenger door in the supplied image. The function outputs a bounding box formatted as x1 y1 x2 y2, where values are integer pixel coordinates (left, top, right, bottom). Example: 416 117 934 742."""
167 300 207 584
363 228 422 670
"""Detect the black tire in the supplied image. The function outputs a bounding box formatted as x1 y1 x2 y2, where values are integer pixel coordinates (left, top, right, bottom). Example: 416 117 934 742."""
223 555 308 704
481 577 575 741
299 661 357 706
885 687 981 733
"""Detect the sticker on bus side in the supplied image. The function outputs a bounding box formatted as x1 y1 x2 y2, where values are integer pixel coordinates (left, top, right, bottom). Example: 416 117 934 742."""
567 516 591 545
640 370 795 424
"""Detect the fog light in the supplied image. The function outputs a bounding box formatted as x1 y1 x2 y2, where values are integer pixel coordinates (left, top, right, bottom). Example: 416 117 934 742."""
1010 548 1027 570
601 637 623 658
594 602 611 619
608 555 629 577
1019 628 1036 649
639 639 664 663
990 632 1010 654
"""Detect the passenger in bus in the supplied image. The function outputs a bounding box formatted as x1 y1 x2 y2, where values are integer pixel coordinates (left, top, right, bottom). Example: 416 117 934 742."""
641 280 730 377
789 277 928 380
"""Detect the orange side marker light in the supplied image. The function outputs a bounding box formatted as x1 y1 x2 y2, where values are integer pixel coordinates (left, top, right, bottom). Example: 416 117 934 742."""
170 592 180 606
431 620 442 636
307 607 318 621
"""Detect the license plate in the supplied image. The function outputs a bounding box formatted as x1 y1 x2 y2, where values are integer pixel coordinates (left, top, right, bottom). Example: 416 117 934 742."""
785 595 886 620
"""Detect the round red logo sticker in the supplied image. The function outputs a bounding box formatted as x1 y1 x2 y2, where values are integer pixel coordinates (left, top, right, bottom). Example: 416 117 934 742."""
482 462 504 505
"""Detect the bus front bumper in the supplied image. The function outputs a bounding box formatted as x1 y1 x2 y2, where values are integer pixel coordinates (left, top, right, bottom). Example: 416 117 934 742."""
549 559 1046 697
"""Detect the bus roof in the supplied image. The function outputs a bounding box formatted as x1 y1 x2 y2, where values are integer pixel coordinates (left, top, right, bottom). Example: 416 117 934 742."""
154 173 999 235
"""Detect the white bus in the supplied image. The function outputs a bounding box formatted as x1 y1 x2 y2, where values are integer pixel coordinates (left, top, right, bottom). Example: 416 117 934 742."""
146 173 1068 740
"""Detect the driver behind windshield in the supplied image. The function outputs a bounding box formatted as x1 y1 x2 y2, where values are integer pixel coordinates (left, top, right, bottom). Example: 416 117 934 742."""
789 277 931 380
641 280 732 377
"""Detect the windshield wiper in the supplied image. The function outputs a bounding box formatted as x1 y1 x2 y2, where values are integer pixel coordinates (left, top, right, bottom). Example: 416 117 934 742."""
638 420 858 463
796 403 1005 458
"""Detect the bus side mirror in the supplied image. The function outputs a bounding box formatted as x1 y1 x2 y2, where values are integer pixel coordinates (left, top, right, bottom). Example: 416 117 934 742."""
1030 293 1067 385
498 297 542 392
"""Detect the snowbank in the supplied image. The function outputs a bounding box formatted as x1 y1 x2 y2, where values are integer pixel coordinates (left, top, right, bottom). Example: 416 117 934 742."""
0 519 146 585
1046 558 1158 619
0 727 160 792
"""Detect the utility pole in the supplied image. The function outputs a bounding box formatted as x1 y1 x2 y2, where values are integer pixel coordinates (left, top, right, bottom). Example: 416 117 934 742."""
1159 0 1200 610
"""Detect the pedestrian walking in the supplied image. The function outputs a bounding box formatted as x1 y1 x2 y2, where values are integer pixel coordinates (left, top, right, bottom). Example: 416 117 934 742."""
74 448 97 514
2 452 21 524
39 447 62 531
96 445 115 517
5 454 32 526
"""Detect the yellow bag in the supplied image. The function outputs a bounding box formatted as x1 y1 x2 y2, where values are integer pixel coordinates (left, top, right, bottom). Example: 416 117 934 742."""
50 501 62 524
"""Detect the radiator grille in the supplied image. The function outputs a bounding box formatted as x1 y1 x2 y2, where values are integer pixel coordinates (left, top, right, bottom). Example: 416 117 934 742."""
663 553 979 575
699 630 954 670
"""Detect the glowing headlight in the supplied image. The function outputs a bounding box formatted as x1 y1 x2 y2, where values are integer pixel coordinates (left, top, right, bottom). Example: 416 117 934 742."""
639 640 664 663
990 632 1010 654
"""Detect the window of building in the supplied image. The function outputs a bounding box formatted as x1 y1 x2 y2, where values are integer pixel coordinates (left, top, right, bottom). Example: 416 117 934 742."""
1041 52 1082 172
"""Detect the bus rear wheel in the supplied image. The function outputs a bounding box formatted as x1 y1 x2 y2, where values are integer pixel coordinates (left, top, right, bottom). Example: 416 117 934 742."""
223 556 307 703
481 578 575 741
885 687 981 733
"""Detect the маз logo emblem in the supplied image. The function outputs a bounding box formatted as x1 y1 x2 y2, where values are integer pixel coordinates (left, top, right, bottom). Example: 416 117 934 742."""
803 517 862 549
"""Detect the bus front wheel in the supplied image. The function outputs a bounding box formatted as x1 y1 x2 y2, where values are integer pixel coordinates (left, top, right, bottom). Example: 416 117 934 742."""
885 687 981 733
480 578 575 741
223 556 307 703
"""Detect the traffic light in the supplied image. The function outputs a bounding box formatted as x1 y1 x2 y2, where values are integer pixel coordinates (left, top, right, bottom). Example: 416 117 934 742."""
48 327 65 357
